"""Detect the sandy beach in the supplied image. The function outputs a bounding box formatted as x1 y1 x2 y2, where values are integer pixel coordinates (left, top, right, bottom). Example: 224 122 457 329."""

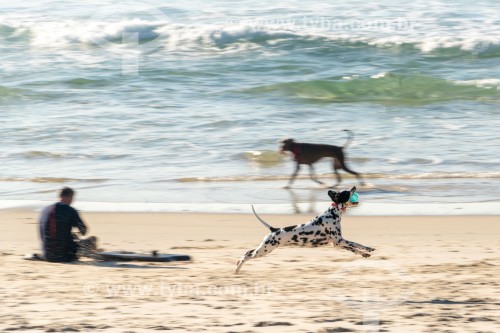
2 1 500 333
1 209 498 333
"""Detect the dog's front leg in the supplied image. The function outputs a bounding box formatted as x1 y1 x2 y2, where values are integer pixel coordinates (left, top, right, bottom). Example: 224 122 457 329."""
309 165 324 185
285 164 301 188
343 239 375 253
335 238 374 257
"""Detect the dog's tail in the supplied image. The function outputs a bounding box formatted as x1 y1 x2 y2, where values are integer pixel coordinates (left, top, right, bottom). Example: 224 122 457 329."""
251 205 280 232
342 129 355 148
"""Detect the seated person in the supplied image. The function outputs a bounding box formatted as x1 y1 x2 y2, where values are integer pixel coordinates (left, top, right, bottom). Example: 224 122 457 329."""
39 187 98 262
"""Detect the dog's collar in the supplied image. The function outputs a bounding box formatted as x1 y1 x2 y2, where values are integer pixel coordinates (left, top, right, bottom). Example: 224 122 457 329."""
331 202 347 213
291 143 302 162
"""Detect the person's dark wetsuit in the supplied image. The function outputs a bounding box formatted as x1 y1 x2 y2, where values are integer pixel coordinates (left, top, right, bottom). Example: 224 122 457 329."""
39 202 87 262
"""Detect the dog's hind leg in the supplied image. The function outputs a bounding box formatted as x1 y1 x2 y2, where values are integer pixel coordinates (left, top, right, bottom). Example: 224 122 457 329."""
338 159 365 186
332 160 342 186
235 249 255 274
235 237 278 274
334 149 364 186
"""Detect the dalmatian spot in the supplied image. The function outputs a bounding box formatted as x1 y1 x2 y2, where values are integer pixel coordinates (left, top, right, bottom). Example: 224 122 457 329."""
311 238 329 246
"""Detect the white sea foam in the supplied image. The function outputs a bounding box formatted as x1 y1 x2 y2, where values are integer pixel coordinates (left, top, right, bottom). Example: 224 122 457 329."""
455 79 500 89
370 72 387 79
2 10 500 55
30 19 166 47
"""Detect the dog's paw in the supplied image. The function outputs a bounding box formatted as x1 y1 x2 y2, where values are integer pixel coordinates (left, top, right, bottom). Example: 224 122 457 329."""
367 247 375 252
361 253 371 258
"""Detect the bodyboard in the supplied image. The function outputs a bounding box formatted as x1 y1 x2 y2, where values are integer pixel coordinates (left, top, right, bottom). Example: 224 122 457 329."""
97 251 191 262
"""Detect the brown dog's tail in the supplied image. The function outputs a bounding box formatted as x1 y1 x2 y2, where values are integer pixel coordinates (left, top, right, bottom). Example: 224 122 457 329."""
342 129 355 148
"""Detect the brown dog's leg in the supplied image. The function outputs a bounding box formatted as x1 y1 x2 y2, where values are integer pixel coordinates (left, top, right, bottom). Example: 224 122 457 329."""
336 153 365 186
341 162 365 185
309 165 324 185
332 160 342 186
286 163 301 188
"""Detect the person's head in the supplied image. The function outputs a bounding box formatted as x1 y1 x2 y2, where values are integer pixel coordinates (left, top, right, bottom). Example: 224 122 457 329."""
59 187 75 205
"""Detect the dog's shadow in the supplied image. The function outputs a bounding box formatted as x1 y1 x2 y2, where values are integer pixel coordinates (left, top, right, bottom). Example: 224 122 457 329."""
286 184 409 214
406 299 500 306
286 188 319 214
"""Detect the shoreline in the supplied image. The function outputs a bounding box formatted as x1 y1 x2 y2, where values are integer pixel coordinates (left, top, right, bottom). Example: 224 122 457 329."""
2 178 500 216
2 199 500 216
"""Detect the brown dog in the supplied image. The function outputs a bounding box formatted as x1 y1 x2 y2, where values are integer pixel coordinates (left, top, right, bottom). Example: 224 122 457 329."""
280 130 364 188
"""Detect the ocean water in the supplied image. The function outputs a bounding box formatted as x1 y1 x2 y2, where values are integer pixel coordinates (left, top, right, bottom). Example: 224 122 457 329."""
1 0 499 214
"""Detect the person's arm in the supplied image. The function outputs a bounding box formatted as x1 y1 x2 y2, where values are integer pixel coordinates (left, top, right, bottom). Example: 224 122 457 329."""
72 208 87 235
39 205 52 240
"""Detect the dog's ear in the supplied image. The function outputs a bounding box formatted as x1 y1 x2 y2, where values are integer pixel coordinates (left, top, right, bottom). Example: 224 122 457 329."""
328 190 337 202
280 138 295 151
351 186 357 193
337 190 351 204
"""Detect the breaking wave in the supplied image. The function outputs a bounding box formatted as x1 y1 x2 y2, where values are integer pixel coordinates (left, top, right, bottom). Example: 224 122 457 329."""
1 15 500 57
240 73 500 104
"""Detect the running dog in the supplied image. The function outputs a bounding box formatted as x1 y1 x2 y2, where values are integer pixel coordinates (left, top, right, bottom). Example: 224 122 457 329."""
280 130 364 188
235 187 374 274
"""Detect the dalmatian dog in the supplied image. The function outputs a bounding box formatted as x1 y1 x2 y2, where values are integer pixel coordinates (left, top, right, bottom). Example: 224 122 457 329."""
235 186 375 274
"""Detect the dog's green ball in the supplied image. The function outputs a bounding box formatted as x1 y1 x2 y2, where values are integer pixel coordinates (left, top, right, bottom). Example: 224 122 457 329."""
350 192 359 203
